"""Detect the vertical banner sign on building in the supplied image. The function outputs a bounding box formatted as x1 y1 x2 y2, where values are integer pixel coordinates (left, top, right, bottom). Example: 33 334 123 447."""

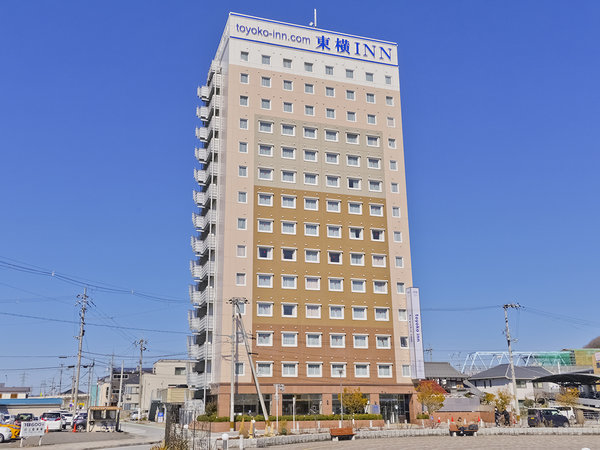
406 287 425 379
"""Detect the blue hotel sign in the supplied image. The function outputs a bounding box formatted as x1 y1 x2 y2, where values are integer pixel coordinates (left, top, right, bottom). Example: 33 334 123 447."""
229 13 398 66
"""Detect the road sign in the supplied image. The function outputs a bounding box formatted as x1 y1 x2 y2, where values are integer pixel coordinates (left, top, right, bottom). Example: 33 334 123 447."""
20 421 45 438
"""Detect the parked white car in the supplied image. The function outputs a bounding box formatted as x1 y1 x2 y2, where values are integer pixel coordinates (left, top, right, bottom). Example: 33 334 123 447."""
40 412 63 431
0 426 12 442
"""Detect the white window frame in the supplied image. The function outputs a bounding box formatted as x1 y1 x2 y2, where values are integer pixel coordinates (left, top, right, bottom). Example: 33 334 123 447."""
256 362 273 377
305 332 322 347
328 278 343 292
257 331 274 346
373 280 388 294
305 276 321 290
329 333 346 347
306 362 323 377
281 332 298 347
354 363 370 378
257 273 273 288
304 223 319 237
377 363 393 378
350 253 364 266
331 363 346 378
257 219 273 233
352 306 367 320
281 274 297 290
353 334 369 349
281 303 298 318
376 335 392 349
327 224 341 238
305 305 321 320
281 221 296 235
375 307 390 321
257 302 273 317
351 278 366 292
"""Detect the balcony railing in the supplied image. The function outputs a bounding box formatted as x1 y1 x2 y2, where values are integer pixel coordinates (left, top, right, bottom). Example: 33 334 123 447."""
191 234 216 254
193 185 217 206
189 286 214 307
194 164 219 185
187 372 211 389
192 210 216 230
190 260 215 280
187 341 213 360
195 139 220 163
197 106 209 120
198 85 209 101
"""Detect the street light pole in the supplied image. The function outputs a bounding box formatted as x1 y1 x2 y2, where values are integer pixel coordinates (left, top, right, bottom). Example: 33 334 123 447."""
339 369 344 427
503 303 521 423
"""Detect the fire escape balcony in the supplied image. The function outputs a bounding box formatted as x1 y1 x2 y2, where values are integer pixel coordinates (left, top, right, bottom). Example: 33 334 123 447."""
198 85 209 101
191 234 216 254
189 286 214 307
193 184 217 207
195 138 220 163
190 260 215 280
194 164 219 185
197 106 210 121
192 210 216 230
187 372 210 389
188 311 214 333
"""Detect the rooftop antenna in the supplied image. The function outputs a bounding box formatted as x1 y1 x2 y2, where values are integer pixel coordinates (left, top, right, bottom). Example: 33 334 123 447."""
309 9 317 27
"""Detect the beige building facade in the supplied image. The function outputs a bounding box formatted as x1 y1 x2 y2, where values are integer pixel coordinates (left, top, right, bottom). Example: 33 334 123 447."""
190 13 422 422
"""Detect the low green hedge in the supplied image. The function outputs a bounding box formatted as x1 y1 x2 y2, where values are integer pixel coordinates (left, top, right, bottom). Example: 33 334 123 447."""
196 413 382 422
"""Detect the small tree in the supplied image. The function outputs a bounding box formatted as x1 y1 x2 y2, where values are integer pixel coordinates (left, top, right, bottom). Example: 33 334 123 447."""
340 388 368 414
415 381 445 416
493 388 513 412
556 387 579 408
482 392 496 405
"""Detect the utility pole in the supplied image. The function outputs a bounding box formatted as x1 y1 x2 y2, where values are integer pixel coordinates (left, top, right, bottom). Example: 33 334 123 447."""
134 338 148 421
503 303 521 423
117 361 125 409
86 360 95 408
227 297 243 431
73 288 90 412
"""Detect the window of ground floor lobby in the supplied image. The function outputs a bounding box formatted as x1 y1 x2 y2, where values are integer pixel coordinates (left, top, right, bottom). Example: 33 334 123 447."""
282 393 322 415
378 394 410 423
233 393 272 416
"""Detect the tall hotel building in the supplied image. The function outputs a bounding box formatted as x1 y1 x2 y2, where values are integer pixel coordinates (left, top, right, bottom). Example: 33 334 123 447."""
189 13 424 421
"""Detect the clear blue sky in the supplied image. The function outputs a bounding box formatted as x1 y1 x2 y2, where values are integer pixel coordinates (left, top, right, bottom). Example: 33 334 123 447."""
1 1 599 390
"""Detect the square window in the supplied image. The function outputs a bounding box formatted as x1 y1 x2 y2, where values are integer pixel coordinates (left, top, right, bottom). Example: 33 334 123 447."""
328 278 343 292
303 127 317 139
236 245 246 258
398 309 407 320
238 191 247 203
376 335 391 349
352 306 367 320
305 105 315 116
348 202 362 214
239 118 248 129
306 306 321 319
305 276 320 290
257 219 273 232
304 172 318 185
240 51 249 61
390 183 399 193
355 364 369 377
392 206 401 217
371 229 384 241
347 177 361 190
304 62 313 72
368 157 381 169
281 147 295 159
390 160 398 170
257 273 273 288
326 152 339 164
282 303 297 317
307 362 322 377
402 365 411 377
346 111 356 122
370 204 384 216
372 254 386 267
281 248 297 261
257 193 273 206
281 275 297 289
385 75 392 85
306 332 322 346
378 364 392 378
325 65 334 75
326 108 335 119
387 117 395 127
261 55 270 65
325 130 338 141
283 80 293 90
237 218 247 230
346 133 359 144
330 332 345 346
261 98 271 109
281 332 298 347
239 142 248 153
304 197 318 210
396 282 406 294
369 180 383 192
281 170 296 183
375 307 390 321
346 90 355 100
388 138 397 149
367 136 380 147
235 362 245 375
349 227 363 240
326 175 340 188
351 278 366 291
304 149 317 161
261 76 271 87
283 58 292 68
281 124 295 136
366 72 374 82
367 114 376 124
258 168 273 180
257 331 273 346
393 231 403 242
327 225 341 238
325 86 335 97
236 273 246 286
345 69 354 79
328 251 342 264
304 223 319 237
257 246 273 260
258 144 273 156
400 336 408 348
305 83 314 94
305 249 320 262
373 280 388 294
257 302 273 317
347 155 360 166
259 121 273 133
238 165 248 177
366 93 375 103
281 221 296 234
386 96 394 106
240 95 249 106
326 199 341 212
281 195 296 208
354 335 368 348
257 362 273 377
283 101 293 113
331 363 346 378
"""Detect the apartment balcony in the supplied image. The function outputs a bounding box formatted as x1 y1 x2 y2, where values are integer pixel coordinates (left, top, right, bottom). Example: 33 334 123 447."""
206 93 221 113
197 106 210 121
188 312 214 333
198 85 209 101
195 138 220 163
194 164 219 185
191 234 216 254
187 340 213 360
193 184 217 207
192 210 216 230
189 286 214 307
187 372 210 389
195 126 208 141
190 260 215 280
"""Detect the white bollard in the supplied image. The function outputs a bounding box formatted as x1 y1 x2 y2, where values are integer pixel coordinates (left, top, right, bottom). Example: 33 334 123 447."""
221 433 229 450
